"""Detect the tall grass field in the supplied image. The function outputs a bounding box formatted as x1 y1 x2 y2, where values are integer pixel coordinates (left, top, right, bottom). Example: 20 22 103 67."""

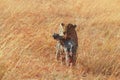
0 0 120 80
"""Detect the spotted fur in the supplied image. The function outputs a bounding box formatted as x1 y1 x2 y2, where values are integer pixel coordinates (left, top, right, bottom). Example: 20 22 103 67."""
53 23 78 66
59 23 78 47
53 33 77 66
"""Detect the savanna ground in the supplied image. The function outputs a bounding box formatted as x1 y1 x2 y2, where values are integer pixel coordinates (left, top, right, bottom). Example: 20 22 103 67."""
0 0 120 80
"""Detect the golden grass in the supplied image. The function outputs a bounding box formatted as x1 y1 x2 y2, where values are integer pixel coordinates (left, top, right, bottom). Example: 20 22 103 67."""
0 0 120 80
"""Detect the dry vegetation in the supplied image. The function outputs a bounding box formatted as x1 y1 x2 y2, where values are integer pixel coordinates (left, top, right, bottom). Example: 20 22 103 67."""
0 0 120 80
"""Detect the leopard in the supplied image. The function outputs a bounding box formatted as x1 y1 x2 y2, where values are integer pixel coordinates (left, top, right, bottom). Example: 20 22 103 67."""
53 23 78 66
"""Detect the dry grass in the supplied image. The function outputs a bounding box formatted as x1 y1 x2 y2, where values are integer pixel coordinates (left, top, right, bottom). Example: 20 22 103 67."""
0 0 120 80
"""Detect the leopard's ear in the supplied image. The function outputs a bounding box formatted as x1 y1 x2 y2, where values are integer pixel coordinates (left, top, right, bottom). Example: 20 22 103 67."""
73 24 77 28
60 23 66 31
60 23 64 27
